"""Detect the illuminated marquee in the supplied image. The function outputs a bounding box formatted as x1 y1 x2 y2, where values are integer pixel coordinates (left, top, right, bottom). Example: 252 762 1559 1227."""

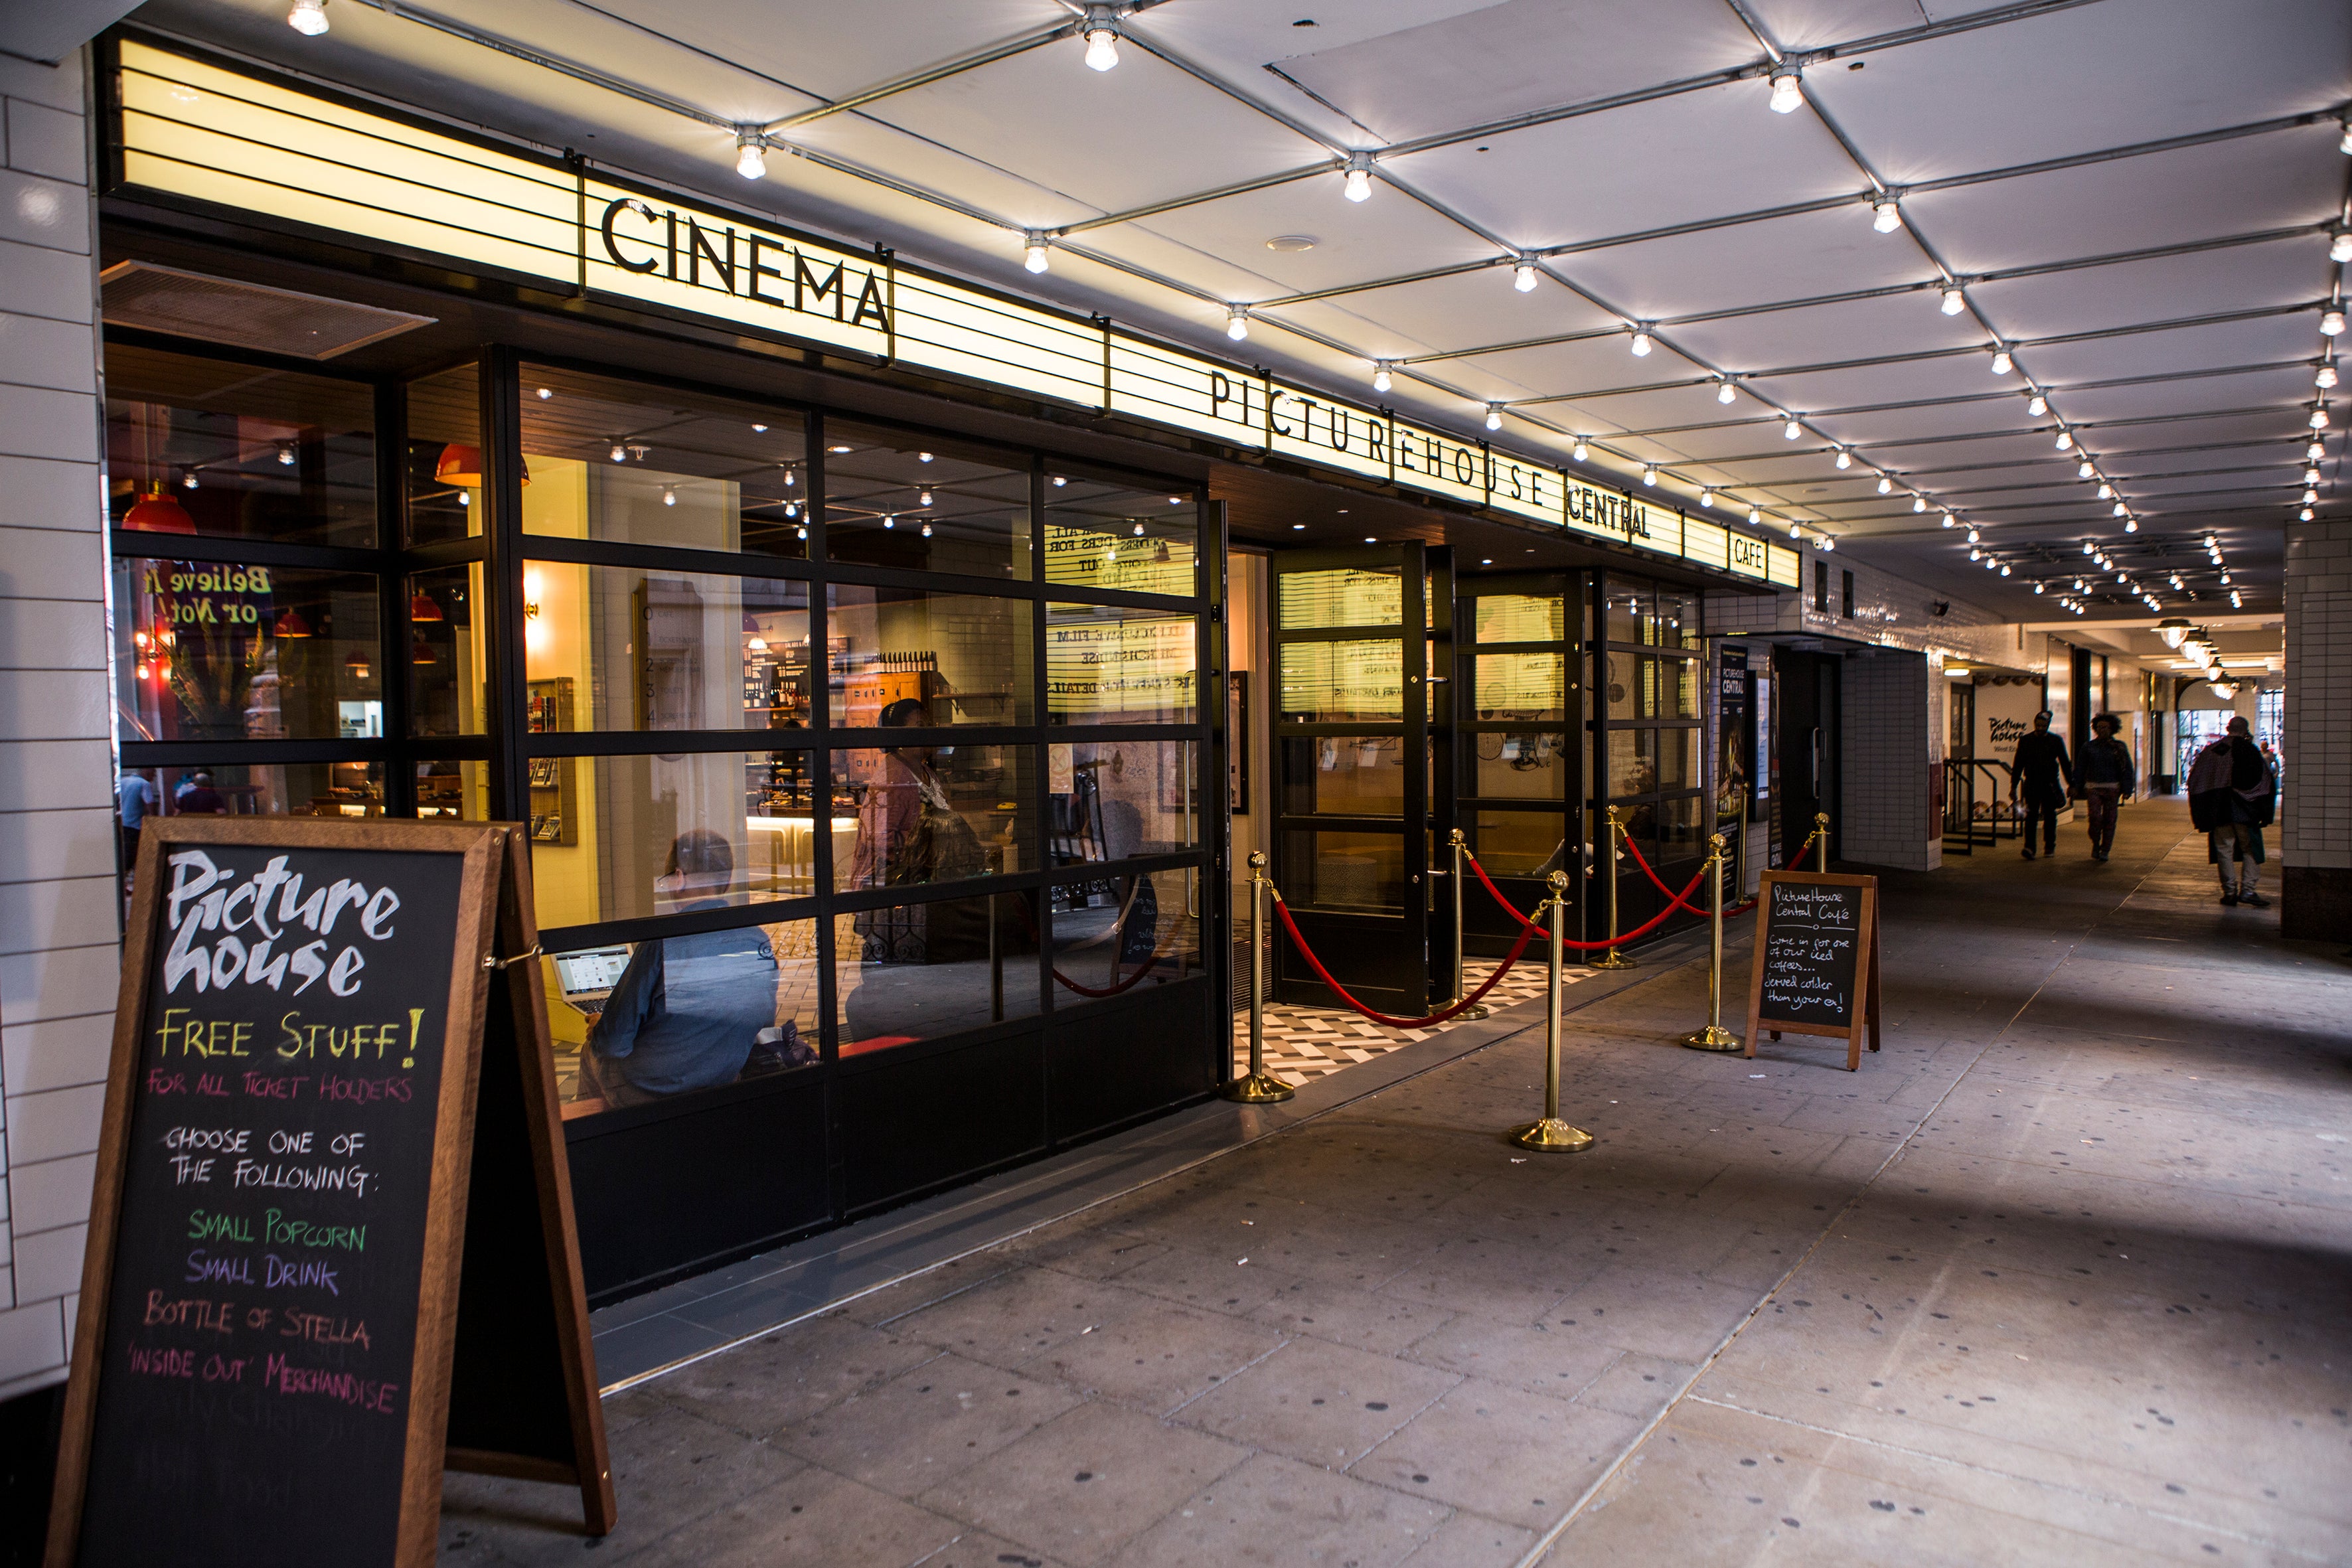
111 36 1798 591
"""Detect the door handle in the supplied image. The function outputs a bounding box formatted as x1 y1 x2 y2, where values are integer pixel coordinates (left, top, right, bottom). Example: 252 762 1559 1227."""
1810 727 1823 795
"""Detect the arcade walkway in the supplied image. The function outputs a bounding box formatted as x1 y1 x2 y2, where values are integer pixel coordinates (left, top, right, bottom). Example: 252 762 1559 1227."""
441 799 2351 1567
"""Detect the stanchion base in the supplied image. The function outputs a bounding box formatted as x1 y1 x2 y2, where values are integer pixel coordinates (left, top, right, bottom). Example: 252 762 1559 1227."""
1221 1072 1296 1104
1456 1003 1491 1020
1590 952 1636 971
1678 1025 1744 1052
1509 1117 1594 1152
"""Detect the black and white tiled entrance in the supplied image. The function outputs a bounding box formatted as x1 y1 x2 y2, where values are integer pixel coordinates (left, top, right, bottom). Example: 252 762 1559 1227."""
1229 955 1591 1084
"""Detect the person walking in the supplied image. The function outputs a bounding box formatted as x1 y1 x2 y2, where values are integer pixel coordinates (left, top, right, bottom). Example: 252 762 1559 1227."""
2187 715 2276 907
114 769 157 877
2078 714 2136 862
2010 710 2074 860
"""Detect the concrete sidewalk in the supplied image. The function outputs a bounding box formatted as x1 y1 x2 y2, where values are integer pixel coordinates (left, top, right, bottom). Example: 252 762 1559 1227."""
439 800 2352 1567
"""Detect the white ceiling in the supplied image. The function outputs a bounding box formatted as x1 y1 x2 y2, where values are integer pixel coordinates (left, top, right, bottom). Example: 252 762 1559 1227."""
132 0 2352 621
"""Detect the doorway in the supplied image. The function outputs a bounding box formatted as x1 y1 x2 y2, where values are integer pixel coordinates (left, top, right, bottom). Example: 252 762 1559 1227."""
1776 648 1842 869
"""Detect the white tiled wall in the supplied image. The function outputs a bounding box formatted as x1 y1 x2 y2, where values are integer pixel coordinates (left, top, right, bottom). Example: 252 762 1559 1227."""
0 47 112 1399
1841 649 1939 872
2284 517 2352 872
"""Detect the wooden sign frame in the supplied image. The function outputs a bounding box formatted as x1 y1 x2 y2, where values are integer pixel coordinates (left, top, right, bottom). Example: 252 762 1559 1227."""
1743 870 1882 1072
46 818 613 1568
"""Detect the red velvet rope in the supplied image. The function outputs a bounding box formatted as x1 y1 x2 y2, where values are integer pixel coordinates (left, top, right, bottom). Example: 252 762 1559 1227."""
1617 833 1756 919
1269 893 1539 1029
1463 848 1708 949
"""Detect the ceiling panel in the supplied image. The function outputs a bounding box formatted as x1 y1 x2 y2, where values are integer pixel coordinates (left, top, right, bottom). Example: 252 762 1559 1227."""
1905 123 2347 276
2023 313 2321 386
1265 270 1622 364
1382 76 1862 252
1746 354 1999 417
1449 335 1712 402
1867 430 2078 470
1804 0 2352 185
2082 410 2311 454
1669 289 1992 375
1809 396 2032 447
1104 177 1495 298
1557 204 1936 321
1271 0 1761 145
2106 447 2302 479
1742 0 1929 50
1969 235 2328 342
2055 367 2315 426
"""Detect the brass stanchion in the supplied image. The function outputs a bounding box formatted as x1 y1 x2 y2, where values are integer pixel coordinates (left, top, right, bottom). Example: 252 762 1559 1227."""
1678 832 1741 1052
1447 829 1489 1021
1591 805 1636 971
1222 850 1294 1104
1815 811 1832 872
1512 870 1593 1152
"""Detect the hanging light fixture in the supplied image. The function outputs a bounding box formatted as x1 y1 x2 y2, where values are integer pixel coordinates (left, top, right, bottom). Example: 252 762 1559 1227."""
1342 151 1374 202
2124 517 2138 532
124 486 196 534
1513 254 1539 292
1081 5 1121 70
1485 403 1504 431
1942 511 1956 528
272 607 311 639
1024 231 1051 274
2308 467 2323 485
1572 439 1589 463
2323 308 2347 337
2314 404 2332 429
1629 330 1653 356
2055 431 2074 451
1939 285 1964 315
2319 364 2340 389
2028 393 2047 416
1912 495 1926 512
1226 305 1249 341
1372 361 1393 394
1871 198 1901 233
1966 526 1981 543
1717 377 1737 404
1990 349 2013 375
1834 449 1851 469
2313 441 2328 461
411 639 437 666
287 0 329 34
1999 563 2011 577
1876 475 1893 495
2306 488 2320 505
1642 465 1658 485
344 649 371 680
1768 68 1802 113
736 128 767 181
409 590 443 623
1784 418 1801 439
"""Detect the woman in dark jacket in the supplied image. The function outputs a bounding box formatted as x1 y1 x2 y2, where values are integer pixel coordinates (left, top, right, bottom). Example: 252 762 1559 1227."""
2077 715 2136 862
2185 716 2276 907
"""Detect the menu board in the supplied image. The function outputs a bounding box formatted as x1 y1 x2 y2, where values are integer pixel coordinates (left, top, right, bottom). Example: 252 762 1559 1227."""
49 819 613 1568
1744 871 1881 1071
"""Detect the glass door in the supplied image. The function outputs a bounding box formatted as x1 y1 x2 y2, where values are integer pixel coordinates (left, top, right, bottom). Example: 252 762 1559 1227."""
1457 574 1582 957
1271 548 1429 1014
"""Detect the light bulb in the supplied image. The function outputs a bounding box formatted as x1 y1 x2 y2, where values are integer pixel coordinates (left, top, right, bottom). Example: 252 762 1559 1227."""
2315 406 2333 429
2171 574 2183 589
663 488 676 507
1718 378 1736 404
2220 569 2231 584
1991 350 2013 374
1912 495 1926 512
2305 488 2319 505
2096 483 2112 499
1969 547 1980 562
1876 475 1892 495
736 132 767 181
1514 258 1538 292
2313 441 2327 460
277 443 295 465
2028 394 2047 416
1629 331 1652 356
1024 233 1050 274
1784 418 1800 439
1226 305 1249 341
1872 198 1901 233
918 451 933 462
1834 449 1851 469
1747 507 1762 524
1768 69 1802 113
1786 519 1800 536
1372 362 1393 394
2325 309 2347 337
287 0 329 34
2033 582 2044 594
2308 468 2323 485
1083 11 1119 71
2112 503 2126 516
1485 404 1503 431
1939 285 1964 315
921 522 934 537
1941 512 1956 528
2333 232 2352 263
796 525 807 540
2055 431 2073 451
1822 535 1835 552
183 471 198 489
2232 589 2244 606
1343 154 1373 202
2077 460 2094 479
1642 466 1657 486
882 514 895 529
609 444 625 463
2082 540 2094 554
1699 489 1714 507
1966 526 1980 543
783 502 797 517
1999 563 2011 576
1573 439 1589 462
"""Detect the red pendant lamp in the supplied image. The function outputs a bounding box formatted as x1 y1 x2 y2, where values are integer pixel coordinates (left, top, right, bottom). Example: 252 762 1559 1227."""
345 649 372 680
434 444 528 487
411 639 437 666
124 485 197 534
410 590 444 623
272 607 312 638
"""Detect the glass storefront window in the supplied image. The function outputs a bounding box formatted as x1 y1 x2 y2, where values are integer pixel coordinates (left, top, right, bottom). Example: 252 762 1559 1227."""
142 761 384 819
1283 829 1405 911
1472 653 1563 721
1607 728 1652 798
838 889 1040 1053
414 760 491 822
1044 478 1198 595
1047 740 1199 864
829 584 1034 727
409 564 488 737
1046 602 1197 725
1279 735 1407 816
518 366 810 558
1049 866 1199 996
107 345 376 549
406 363 481 544
1604 586 1644 645
547 917 822 1116
1472 594 1564 643
532 751 834 930
1654 728 1699 791
517 564 815 733
835 744 1036 890
1279 640 1403 722
1472 810 1567 877
1647 657 1699 719
1470 732 1567 799
113 558 381 744
1648 591 1699 649
1278 568 1402 630
826 426 1031 578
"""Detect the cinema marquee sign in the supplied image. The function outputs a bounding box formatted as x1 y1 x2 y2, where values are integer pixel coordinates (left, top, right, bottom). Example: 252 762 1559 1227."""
111 35 1798 590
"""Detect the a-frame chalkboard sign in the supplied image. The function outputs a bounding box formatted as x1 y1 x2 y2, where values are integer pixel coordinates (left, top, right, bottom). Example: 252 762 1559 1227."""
1743 870 1883 1072
47 818 614 1568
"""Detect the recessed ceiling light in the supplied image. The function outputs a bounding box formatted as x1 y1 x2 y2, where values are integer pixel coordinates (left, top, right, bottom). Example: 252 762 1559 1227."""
1266 235 1318 252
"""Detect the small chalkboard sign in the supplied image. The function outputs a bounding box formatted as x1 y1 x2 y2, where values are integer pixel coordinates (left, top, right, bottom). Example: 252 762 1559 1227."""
47 819 613 1568
1744 871 1881 1071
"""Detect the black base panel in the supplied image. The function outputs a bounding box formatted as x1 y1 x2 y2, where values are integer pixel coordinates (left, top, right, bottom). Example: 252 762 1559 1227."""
1049 979 1215 1143
838 1032 1048 1212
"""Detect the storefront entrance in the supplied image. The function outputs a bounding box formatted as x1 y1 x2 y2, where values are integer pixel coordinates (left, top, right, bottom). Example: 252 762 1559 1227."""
1775 648 1843 869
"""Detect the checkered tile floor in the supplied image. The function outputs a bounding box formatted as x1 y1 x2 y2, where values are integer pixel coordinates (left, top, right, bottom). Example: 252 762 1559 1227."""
1230 957 1594 1086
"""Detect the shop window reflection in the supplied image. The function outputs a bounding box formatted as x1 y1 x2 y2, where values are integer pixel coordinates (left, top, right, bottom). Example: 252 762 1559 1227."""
548 911 822 1118
1046 601 1196 726
1279 735 1405 817
837 736 1036 890
408 564 487 737
1282 829 1405 912
142 761 383 819
1043 479 1198 595
826 426 1031 577
1470 731 1567 799
1048 740 1198 866
113 558 382 744
838 889 1040 1054
517 563 813 732
829 584 1032 726
406 364 482 545
1048 866 1199 1002
1472 809 1568 877
108 345 376 549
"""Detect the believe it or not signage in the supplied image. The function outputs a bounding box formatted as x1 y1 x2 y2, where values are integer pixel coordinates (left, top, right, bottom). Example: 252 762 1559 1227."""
110 36 1798 591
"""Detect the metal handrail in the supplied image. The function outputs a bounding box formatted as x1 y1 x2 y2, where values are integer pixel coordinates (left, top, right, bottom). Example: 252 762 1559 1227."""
1941 758 2018 855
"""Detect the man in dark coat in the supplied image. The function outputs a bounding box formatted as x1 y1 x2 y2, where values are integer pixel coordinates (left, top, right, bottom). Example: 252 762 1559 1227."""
2010 710 2074 860
2187 716 2276 907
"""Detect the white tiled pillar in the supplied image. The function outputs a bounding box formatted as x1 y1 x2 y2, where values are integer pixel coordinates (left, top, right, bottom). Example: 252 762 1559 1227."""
2282 516 2352 941
0 46 114 1400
